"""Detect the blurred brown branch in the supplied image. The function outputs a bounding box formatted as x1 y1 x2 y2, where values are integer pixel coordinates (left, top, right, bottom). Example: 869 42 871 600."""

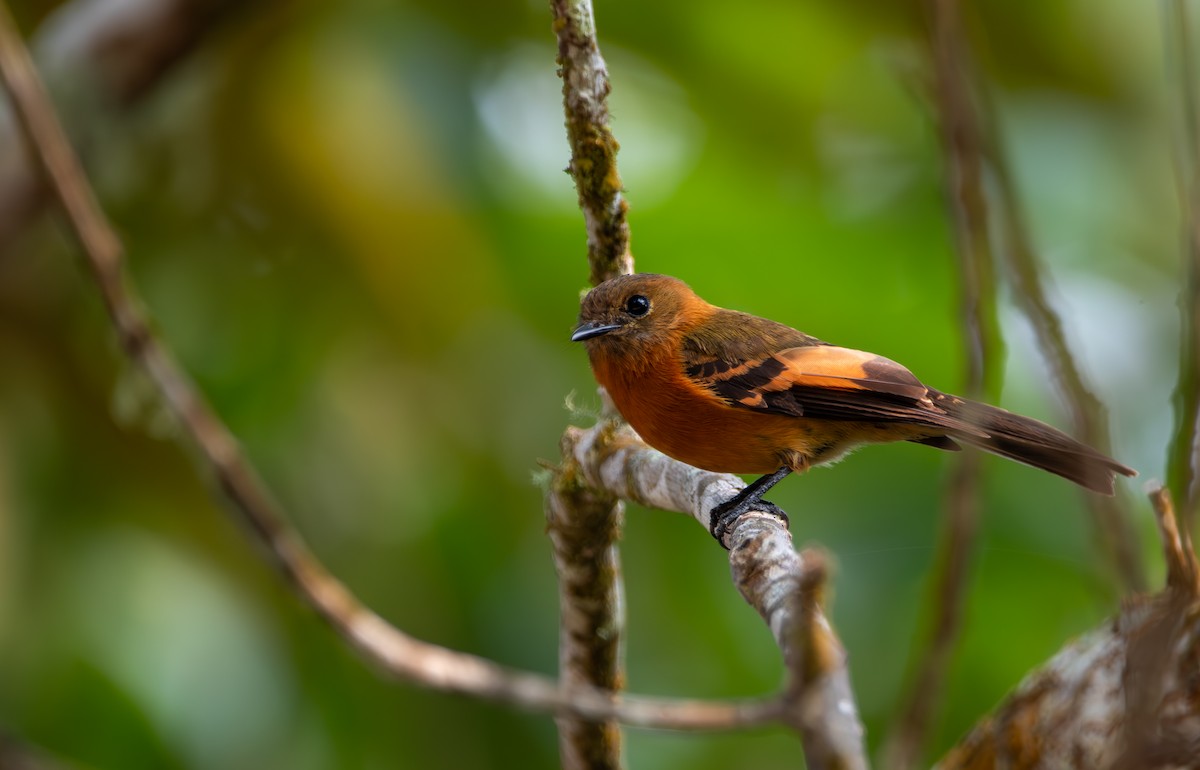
890 2 1152 763
1166 0 1200 534
901 12 1200 760
979 40 1147 594
956 4 1148 597
883 4 997 766
0 0 248 249
0 731 67 770
0 0 784 735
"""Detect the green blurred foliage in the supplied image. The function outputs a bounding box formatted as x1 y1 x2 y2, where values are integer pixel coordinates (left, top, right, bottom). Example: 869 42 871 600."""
0 0 1184 767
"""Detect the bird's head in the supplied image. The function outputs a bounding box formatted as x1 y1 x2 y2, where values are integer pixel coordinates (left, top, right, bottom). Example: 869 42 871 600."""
571 273 708 359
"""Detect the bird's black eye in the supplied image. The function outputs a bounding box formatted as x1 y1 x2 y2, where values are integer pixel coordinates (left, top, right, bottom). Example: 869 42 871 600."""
624 294 650 317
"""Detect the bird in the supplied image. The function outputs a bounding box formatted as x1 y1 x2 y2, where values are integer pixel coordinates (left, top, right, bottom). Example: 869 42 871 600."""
570 273 1136 543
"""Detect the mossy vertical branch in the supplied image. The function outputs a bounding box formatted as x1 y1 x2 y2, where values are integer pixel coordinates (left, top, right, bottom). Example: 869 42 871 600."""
551 0 632 286
546 429 626 770
549 2 631 766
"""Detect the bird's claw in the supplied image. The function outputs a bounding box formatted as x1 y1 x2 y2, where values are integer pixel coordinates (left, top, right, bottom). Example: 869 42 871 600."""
709 497 790 547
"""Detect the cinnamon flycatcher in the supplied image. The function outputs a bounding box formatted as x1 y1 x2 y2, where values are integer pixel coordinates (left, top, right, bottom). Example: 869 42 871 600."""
571 273 1136 542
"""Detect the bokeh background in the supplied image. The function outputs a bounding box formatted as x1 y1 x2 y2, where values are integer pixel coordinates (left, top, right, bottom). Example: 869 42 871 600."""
0 0 1187 767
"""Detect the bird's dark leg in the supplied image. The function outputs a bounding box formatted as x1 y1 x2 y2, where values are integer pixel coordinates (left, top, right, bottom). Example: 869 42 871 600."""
710 467 792 546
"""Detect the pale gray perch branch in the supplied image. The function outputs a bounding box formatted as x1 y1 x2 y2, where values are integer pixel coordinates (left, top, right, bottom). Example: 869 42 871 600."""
565 417 869 770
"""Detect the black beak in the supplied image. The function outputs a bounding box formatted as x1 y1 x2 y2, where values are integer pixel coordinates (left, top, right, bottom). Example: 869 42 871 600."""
571 321 621 342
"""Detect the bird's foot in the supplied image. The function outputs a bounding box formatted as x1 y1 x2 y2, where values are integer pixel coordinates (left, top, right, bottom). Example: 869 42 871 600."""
709 496 790 548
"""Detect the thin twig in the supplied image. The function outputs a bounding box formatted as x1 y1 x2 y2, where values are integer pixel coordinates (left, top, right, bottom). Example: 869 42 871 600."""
1148 483 1200 594
1165 0 1200 535
883 4 995 767
1111 485 1200 769
0 0 785 734
550 0 632 286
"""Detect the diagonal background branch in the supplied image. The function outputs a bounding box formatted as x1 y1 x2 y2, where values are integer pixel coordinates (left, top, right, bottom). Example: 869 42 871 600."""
984 99 1148 596
0 0 867 760
0 0 786 736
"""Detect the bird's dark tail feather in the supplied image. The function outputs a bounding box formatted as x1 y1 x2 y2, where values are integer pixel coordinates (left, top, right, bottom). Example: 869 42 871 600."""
933 392 1137 495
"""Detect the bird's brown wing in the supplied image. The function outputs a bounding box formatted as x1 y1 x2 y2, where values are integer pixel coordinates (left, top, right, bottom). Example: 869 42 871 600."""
687 344 988 437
